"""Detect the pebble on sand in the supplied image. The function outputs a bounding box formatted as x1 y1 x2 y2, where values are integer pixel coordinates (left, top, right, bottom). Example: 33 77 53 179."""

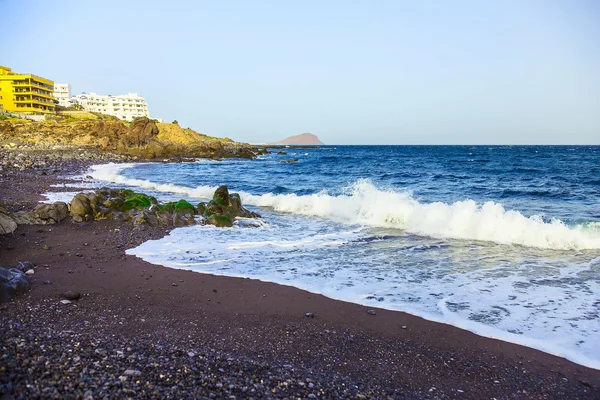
62 290 81 300
25 269 35 275
123 369 142 376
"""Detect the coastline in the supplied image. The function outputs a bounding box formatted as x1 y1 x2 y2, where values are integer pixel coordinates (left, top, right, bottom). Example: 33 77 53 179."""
1 160 599 399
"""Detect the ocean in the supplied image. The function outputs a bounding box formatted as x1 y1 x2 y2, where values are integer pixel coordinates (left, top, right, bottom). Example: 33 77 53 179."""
50 145 600 369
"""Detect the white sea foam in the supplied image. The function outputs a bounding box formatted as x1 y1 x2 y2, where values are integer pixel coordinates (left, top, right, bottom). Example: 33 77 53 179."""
90 163 600 250
127 220 600 370
41 191 81 204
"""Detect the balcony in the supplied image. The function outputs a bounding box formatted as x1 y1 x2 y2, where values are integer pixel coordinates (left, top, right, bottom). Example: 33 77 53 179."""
13 89 53 99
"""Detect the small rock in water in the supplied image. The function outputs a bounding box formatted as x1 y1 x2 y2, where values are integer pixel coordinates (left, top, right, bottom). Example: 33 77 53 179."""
62 290 81 300
60 299 72 305
25 269 35 275
305 312 314 318
367 309 376 315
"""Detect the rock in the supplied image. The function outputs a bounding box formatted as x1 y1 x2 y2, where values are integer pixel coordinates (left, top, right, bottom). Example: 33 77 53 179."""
70 193 93 221
0 202 17 234
15 261 35 272
103 197 125 211
282 159 299 164
367 310 376 315
305 312 314 318
11 202 68 225
61 290 81 300
132 210 160 227
123 369 142 376
60 299 72 305
201 186 260 227
25 269 34 275
0 267 30 303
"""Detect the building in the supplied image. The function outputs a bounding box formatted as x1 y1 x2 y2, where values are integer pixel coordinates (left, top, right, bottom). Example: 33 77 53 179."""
53 83 71 107
0 65 55 114
72 92 150 121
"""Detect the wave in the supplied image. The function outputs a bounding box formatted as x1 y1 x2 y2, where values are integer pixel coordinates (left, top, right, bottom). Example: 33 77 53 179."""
90 163 600 250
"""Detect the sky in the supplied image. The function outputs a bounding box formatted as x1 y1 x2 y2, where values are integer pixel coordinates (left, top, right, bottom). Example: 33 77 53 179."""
1 0 599 144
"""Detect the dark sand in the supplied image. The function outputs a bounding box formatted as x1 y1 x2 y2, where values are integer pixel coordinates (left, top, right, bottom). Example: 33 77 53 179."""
1 165 599 399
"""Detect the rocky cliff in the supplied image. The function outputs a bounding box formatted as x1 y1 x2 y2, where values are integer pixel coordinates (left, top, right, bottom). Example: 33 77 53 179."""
0 117 261 160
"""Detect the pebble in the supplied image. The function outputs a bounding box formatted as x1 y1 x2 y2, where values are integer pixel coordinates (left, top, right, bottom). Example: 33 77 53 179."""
402 326 407 329
172 283 178 287
42 280 51 285
62 290 82 300
123 369 142 376
367 309 376 315
305 312 314 318
25 269 35 275
60 299 72 305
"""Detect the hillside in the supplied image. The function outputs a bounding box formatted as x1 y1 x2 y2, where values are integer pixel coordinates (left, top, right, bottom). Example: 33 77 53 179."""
276 133 324 145
0 116 260 160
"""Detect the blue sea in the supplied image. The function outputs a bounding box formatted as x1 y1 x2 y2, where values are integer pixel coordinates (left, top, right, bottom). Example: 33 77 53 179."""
49 146 600 368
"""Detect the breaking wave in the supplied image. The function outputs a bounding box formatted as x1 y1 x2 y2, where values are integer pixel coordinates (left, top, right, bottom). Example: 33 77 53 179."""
91 163 600 250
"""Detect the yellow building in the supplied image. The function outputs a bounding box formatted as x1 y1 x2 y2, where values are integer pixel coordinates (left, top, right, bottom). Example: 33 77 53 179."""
0 65 56 115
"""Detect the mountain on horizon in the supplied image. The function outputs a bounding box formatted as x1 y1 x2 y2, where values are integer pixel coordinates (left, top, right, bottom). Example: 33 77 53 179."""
275 133 324 145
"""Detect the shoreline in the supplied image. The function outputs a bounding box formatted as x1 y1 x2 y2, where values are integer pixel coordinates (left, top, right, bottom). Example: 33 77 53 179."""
1 159 599 398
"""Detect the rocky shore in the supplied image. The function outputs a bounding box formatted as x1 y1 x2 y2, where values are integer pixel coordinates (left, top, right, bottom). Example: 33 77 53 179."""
0 115 263 163
1 147 600 399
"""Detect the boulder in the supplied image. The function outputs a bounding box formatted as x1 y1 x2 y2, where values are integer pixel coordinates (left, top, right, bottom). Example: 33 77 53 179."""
0 211 17 235
70 193 93 222
0 267 30 303
132 210 160 227
200 185 260 227
10 202 68 225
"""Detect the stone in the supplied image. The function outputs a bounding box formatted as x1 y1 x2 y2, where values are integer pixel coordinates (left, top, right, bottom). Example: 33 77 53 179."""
367 309 376 315
70 193 93 221
132 210 160 227
0 267 30 303
305 312 314 318
0 200 17 234
62 290 81 300
123 369 142 376
15 261 35 272
0 212 17 234
60 299 72 305
25 269 34 275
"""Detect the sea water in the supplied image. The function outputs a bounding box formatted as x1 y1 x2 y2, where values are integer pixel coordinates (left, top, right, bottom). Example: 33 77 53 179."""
63 146 600 369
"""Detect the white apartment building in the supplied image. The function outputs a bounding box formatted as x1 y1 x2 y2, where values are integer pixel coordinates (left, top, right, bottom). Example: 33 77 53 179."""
72 92 150 121
53 83 71 107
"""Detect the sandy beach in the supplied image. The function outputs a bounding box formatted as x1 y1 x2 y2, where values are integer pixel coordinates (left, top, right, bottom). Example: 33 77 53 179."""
0 160 598 399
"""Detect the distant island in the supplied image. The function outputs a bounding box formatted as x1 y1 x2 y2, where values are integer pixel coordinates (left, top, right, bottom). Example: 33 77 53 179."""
275 133 324 145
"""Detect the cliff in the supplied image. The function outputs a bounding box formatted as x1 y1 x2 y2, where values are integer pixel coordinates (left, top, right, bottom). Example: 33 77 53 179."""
276 133 324 145
0 117 260 160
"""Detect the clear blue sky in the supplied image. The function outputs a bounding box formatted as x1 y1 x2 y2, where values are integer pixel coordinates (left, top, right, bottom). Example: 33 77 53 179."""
1 0 598 144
